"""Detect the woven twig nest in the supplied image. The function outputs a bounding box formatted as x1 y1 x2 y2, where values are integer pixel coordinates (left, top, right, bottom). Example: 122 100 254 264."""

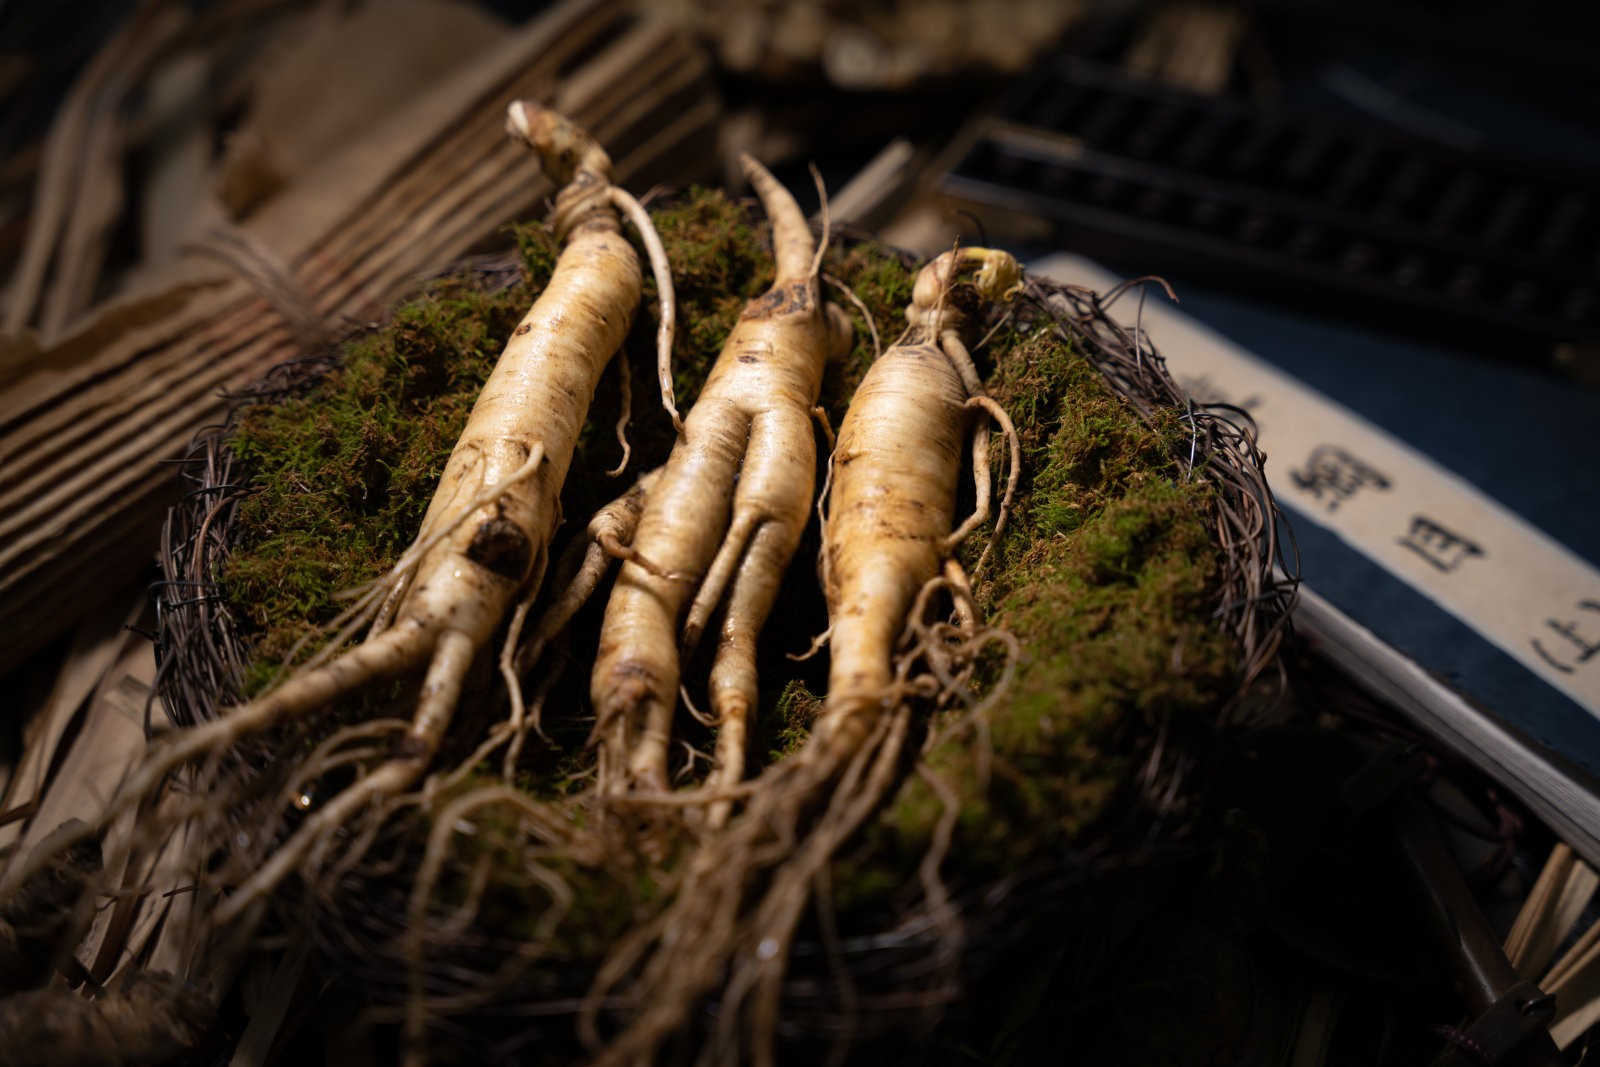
150 189 1293 1060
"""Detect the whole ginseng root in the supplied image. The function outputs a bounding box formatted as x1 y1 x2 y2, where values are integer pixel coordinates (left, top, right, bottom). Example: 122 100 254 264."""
589 155 851 813
817 246 1022 756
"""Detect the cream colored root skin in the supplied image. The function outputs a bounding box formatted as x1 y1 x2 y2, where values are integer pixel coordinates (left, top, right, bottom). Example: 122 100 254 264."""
817 247 1020 757
821 342 966 749
590 154 851 804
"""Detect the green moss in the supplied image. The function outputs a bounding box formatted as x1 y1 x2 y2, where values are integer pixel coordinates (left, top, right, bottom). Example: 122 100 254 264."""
763 679 822 762
646 188 772 411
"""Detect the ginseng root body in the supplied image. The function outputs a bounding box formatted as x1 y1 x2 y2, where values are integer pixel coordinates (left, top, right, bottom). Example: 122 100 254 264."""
589 155 851 806
819 247 1021 755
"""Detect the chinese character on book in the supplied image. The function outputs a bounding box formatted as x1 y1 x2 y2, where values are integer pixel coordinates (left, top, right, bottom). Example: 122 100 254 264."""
1397 515 1484 573
1176 374 1262 412
1532 600 1600 675
1290 445 1391 512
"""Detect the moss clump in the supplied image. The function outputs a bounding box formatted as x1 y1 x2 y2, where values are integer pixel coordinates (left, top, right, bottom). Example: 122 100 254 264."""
763 679 822 762
217 187 1238 1032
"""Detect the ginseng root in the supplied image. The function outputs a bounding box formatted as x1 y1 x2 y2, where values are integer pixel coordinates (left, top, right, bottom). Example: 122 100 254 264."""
589 155 852 810
816 246 1022 757
0 104 674 924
